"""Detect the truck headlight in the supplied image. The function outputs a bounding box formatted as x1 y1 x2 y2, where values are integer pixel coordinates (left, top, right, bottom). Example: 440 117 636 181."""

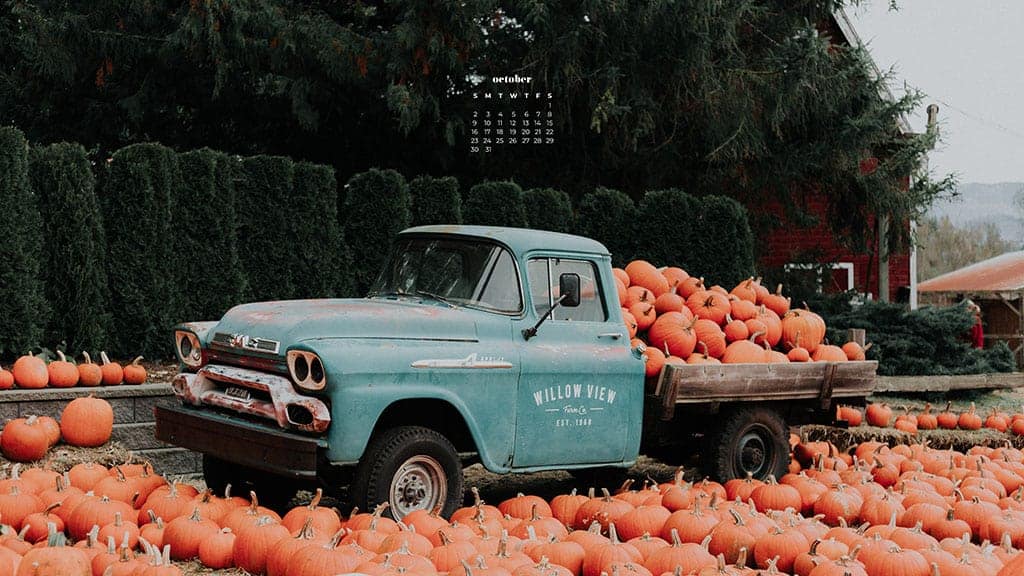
288 350 326 391
175 330 203 368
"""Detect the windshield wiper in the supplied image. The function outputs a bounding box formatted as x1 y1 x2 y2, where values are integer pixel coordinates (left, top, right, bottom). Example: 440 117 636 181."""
414 290 456 308
368 289 413 298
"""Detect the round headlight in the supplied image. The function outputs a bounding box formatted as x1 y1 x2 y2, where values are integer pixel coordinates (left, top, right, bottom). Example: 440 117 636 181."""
175 330 203 368
179 335 193 359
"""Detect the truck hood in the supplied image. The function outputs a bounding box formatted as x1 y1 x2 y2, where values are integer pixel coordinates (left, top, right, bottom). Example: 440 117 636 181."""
212 298 479 347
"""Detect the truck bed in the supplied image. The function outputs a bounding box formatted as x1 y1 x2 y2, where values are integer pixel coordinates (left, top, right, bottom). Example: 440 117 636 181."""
652 361 878 420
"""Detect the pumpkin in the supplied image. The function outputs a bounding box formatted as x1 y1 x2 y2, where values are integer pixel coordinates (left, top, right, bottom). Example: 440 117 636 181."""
761 284 791 317
123 356 147 385
0 366 14 390
46 351 79 388
164 507 220 560
614 505 671 542
16 531 91 576
21 502 64 544
13 353 48 389
642 346 666 379
265 518 325 576
865 403 893 427
551 489 590 529
786 332 811 362
686 291 731 325
613 268 631 288
623 311 639 339
677 276 705 299
66 494 134 541
692 319 726 359
837 406 863 427
35 416 61 447
729 278 758 303
730 298 758 322
76 352 103 387
661 267 689 290
581 524 642 576
916 403 938 430
857 545 929 576
233 512 292 569
958 403 982 430
60 396 114 447
281 487 341 535
781 310 821 353
646 312 698 359
721 332 768 364
706 510 756 566
97 512 140 550
723 316 749 343
842 341 870 362
644 530 715 575
629 302 657 332
750 475 802 513
1 416 51 462
198 528 236 569
653 291 685 315
936 402 959 430
752 526 809 572
625 261 670 297
99 352 123 385
615 278 629 307
811 344 847 363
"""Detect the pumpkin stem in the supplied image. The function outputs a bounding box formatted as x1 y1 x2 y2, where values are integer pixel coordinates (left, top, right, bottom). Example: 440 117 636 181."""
131 356 144 366
307 487 323 510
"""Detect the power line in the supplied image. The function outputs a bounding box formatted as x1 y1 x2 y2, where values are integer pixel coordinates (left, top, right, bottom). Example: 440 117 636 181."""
900 81 1024 141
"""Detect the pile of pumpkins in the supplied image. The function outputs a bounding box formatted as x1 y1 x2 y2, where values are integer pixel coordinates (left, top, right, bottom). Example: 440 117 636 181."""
0 396 115 462
838 402 1024 436
616 261 867 377
0 352 147 390
2 440 1024 576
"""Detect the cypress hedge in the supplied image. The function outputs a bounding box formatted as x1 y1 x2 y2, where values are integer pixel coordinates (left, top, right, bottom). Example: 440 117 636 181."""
175 149 247 320
576 187 639 266
524 187 574 233
344 169 411 296
410 175 462 226
102 143 182 357
463 181 527 228
0 127 48 357
30 142 110 352
293 162 352 297
236 155 297 302
693 195 756 287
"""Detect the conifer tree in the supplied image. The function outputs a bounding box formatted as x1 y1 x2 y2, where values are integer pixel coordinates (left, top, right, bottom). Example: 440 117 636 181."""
410 175 462 226
0 127 48 356
463 181 527 228
524 188 574 233
344 169 411 296
30 142 110 351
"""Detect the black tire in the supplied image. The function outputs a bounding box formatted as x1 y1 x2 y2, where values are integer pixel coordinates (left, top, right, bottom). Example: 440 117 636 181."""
350 426 464 521
202 455 298 512
702 406 789 482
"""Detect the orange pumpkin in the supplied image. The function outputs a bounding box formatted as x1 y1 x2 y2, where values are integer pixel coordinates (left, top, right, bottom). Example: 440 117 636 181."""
77 352 103 387
1 415 51 462
60 396 114 447
761 284 791 317
99 351 123 385
123 356 147 385
625 261 669 297
647 312 698 359
0 366 13 390
13 353 48 389
47 351 79 388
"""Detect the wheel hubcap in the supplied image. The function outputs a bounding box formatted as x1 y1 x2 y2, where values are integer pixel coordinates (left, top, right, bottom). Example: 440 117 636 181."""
736 426 772 478
389 455 446 519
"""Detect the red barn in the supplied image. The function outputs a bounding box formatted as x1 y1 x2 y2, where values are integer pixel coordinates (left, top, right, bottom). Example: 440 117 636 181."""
756 9 925 307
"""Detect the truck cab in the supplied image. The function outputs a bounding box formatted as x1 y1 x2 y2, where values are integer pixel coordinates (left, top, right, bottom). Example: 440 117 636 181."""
156 225 646 518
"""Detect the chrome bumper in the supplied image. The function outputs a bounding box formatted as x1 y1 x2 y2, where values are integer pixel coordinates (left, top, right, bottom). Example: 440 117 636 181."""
171 364 331 433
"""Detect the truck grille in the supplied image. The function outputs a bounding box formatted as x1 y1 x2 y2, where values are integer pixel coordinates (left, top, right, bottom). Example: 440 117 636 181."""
211 332 281 355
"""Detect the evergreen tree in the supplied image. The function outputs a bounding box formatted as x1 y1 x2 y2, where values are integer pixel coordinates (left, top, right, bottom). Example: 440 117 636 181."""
576 187 639 266
0 127 48 357
236 155 297 301
175 149 247 320
292 162 352 297
463 181 527 228
344 169 411 296
524 188 574 233
30 142 110 352
410 175 462 226
102 143 182 357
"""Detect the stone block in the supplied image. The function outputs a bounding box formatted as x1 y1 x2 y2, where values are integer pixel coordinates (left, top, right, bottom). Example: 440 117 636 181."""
110 423 164 451
0 403 19 425
133 395 178 423
19 398 135 423
138 448 201 476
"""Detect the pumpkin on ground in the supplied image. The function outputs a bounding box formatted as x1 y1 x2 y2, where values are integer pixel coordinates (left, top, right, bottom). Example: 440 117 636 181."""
60 396 114 447
1 416 52 462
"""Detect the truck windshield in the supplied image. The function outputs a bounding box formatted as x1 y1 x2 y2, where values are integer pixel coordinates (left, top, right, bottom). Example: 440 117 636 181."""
369 237 523 314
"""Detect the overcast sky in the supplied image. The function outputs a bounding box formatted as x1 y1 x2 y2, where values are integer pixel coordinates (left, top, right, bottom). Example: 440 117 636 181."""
848 1 1024 184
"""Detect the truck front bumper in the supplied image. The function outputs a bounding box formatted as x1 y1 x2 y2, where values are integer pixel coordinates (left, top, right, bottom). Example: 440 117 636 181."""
154 404 326 479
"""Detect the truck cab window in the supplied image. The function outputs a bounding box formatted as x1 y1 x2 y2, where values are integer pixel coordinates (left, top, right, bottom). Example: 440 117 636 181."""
528 257 606 322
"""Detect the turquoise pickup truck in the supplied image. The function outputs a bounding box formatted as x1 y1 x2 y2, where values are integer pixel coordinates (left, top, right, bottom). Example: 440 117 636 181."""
155 225 876 518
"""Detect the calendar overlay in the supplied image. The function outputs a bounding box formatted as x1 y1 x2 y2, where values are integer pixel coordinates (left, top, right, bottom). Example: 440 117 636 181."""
469 75 555 155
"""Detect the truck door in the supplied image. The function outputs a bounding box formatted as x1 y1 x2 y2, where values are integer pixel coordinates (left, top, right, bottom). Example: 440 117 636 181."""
512 255 641 468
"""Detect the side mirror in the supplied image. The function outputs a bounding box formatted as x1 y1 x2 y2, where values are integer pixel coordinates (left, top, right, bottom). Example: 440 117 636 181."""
559 273 581 308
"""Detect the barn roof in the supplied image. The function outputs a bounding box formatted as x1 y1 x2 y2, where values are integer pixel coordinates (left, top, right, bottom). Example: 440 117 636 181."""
919 251 1024 293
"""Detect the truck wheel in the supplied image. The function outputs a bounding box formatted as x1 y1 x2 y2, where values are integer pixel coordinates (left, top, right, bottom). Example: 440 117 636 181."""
202 455 298 512
350 426 464 521
704 407 789 482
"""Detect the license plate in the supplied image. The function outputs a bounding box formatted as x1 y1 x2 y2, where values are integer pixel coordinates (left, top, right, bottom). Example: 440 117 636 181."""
223 386 251 401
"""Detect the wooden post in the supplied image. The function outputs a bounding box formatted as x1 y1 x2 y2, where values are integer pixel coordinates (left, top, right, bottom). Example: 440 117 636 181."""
847 328 866 347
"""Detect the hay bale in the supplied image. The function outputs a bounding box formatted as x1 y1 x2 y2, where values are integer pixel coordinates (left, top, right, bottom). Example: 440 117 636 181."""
799 424 1017 455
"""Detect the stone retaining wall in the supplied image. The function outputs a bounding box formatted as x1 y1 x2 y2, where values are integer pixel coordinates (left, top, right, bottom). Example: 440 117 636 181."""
0 384 200 475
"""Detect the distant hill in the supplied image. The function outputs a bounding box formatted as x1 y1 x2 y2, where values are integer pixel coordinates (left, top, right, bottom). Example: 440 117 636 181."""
926 182 1024 246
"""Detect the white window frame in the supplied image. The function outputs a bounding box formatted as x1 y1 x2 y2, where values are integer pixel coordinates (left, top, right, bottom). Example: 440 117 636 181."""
784 262 855 293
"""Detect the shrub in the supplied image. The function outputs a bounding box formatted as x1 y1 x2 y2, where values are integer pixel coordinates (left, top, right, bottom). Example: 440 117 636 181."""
410 175 462 226
293 162 352 297
576 187 639 266
462 180 527 228
235 155 298 301
0 127 48 356
692 195 756 287
821 298 1017 376
175 149 247 319
524 187 574 233
344 169 411 295
102 143 182 357
30 142 110 351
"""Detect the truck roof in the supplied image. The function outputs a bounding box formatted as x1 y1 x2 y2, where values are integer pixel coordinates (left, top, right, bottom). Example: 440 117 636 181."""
400 225 611 257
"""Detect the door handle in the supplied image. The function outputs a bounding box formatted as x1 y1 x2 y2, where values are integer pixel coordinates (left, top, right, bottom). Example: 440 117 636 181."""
598 332 622 340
